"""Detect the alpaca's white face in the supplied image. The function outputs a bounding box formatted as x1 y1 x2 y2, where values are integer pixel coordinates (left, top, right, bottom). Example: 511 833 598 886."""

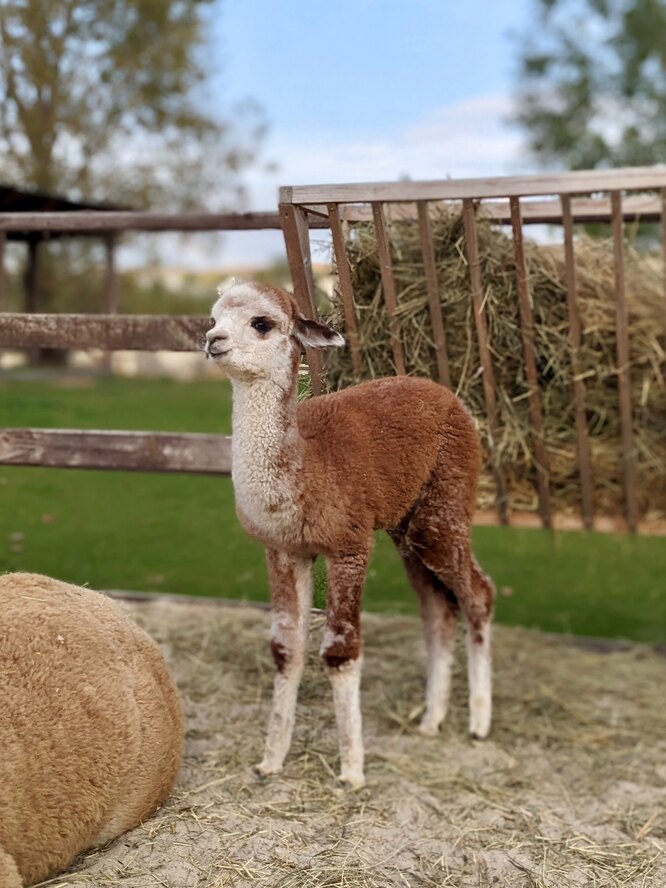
205 282 344 384
205 283 297 384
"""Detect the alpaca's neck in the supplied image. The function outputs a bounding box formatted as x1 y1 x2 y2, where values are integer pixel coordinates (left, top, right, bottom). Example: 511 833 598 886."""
230 373 303 537
231 376 301 474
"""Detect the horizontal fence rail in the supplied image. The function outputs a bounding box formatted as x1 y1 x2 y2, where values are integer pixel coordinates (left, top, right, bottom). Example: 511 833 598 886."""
0 429 232 473
0 194 661 239
0 210 329 235
279 165 666 535
0 313 209 351
0 428 662 534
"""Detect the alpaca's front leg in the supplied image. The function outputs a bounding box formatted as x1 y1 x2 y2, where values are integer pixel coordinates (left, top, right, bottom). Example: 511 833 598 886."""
256 549 313 777
322 548 370 788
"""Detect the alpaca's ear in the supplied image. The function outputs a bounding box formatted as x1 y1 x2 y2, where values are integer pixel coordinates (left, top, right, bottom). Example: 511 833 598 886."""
293 316 345 350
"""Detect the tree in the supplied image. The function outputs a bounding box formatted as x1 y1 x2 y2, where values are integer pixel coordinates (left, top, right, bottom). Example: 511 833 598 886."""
0 0 266 208
514 0 666 169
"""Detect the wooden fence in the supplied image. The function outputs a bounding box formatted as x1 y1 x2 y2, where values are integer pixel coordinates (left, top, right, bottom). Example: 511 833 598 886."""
0 211 331 476
279 166 666 535
1 175 665 535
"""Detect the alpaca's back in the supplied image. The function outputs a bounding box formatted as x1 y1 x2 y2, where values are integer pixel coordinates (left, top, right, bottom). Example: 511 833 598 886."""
0 573 183 887
298 376 480 530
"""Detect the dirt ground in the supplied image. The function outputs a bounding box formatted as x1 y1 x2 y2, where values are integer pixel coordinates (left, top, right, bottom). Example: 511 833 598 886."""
44 597 666 888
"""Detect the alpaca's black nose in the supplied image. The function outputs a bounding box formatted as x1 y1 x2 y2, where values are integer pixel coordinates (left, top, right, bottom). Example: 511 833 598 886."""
206 331 230 358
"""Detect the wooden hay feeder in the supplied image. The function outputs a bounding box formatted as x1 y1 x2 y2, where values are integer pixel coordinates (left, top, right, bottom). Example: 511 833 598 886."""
279 167 666 535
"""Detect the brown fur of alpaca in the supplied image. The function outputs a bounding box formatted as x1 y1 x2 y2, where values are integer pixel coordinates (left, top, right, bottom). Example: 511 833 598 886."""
0 573 183 887
296 376 481 553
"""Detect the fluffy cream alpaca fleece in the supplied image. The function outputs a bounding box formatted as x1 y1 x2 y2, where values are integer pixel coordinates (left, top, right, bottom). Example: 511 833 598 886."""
0 573 183 887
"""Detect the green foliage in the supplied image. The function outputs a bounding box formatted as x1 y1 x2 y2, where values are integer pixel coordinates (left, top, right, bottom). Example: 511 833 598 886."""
0 0 266 208
514 0 666 169
1 374 664 643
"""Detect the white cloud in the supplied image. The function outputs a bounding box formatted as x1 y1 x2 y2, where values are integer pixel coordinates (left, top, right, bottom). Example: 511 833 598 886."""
244 92 525 209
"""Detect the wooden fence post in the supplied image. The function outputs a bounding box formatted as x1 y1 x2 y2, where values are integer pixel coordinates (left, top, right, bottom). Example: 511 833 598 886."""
102 234 118 373
25 238 41 365
0 231 6 313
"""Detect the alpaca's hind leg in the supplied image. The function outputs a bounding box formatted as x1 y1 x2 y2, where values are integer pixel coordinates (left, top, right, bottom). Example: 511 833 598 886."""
415 565 458 737
391 537 458 735
465 556 494 739
433 550 494 739
256 549 313 777
405 518 495 740
322 547 370 788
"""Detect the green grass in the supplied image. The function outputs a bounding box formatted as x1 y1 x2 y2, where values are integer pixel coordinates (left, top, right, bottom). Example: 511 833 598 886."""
1 374 664 643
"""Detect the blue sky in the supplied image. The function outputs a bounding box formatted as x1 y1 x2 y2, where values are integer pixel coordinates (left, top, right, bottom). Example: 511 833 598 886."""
218 1 531 136
173 0 536 266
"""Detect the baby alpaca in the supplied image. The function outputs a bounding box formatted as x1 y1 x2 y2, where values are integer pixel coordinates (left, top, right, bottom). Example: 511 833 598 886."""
0 573 183 887
206 282 495 788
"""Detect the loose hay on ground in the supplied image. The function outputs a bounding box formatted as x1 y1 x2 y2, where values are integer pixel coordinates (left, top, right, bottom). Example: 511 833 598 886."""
45 598 666 888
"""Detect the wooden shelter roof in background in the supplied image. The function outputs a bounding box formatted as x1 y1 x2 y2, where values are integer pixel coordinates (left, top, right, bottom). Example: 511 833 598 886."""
0 184 119 240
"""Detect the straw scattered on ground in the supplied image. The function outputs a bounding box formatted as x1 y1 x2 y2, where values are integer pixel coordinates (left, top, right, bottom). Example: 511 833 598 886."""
45 596 666 888
324 213 666 521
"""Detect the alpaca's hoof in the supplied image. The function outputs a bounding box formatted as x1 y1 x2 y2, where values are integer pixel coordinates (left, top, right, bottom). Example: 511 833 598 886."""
469 719 491 741
338 769 365 789
253 761 282 780
469 696 491 740
469 729 490 741
418 720 441 737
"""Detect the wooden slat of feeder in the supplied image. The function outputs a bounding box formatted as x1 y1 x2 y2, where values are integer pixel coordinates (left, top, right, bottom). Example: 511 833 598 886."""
280 165 666 205
510 197 553 531
328 203 363 376
280 203 323 395
417 201 452 389
561 195 595 531
338 194 664 225
462 198 509 525
0 428 232 474
611 192 639 533
473 508 666 536
371 202 406 375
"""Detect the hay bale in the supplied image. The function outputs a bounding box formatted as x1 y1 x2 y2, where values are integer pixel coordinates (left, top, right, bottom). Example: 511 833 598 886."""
324 213 666 521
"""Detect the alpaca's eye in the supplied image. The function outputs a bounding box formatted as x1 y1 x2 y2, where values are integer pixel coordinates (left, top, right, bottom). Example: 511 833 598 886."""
208 318 215 328
251 317 273 335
